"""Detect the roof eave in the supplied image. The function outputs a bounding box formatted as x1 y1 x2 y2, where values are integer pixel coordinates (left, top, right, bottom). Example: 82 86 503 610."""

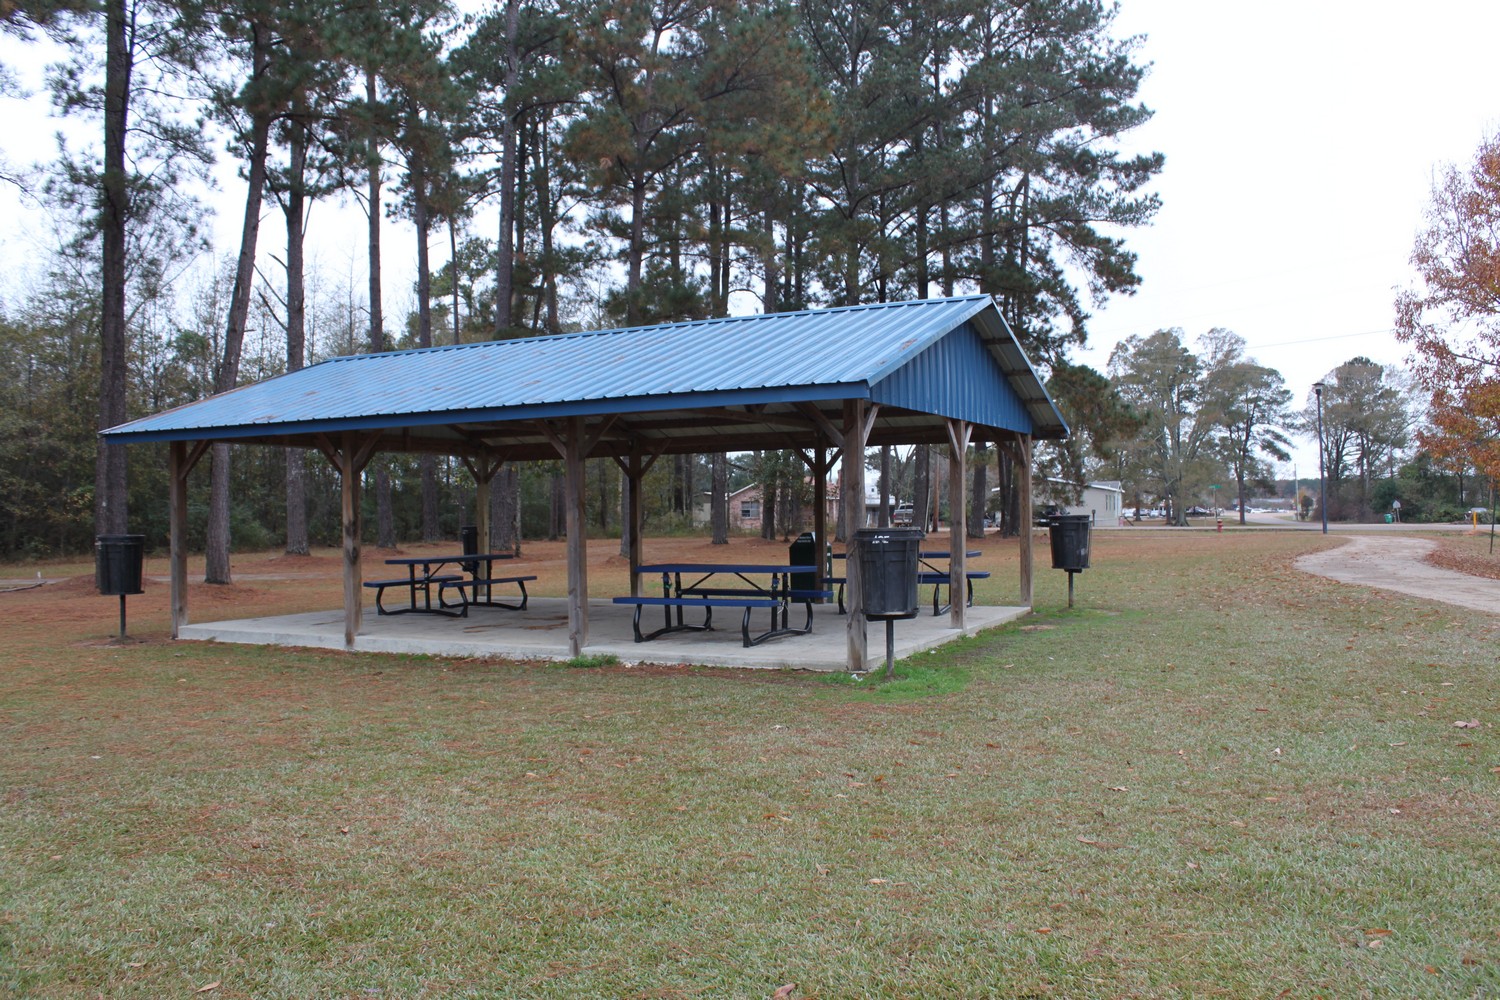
100 381 873 444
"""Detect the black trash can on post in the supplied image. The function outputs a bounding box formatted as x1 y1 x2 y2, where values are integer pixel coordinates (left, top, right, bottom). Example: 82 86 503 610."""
853 527 924 676
1046 514 1091 607
95 533 145 638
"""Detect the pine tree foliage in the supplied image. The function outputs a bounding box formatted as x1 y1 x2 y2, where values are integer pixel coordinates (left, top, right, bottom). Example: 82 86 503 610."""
3 0 1173 558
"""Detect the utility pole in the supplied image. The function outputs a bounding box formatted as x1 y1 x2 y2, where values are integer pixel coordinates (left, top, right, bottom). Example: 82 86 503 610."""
1314 383 1327 535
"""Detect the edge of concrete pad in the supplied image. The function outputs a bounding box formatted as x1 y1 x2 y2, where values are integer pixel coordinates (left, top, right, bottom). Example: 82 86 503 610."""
176 601 1033 672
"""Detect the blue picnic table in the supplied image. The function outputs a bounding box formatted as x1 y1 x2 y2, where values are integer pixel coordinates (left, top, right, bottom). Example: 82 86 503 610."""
366 552 535 618
612 563 832 647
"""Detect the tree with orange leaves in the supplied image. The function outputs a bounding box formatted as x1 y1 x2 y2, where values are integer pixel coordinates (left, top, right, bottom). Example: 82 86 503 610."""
1395 131 1500 482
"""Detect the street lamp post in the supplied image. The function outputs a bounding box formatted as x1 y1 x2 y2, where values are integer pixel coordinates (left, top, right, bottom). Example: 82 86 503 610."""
1313 382 1327 535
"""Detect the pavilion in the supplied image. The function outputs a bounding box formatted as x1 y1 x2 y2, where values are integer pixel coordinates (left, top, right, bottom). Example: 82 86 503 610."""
103 294 1068 671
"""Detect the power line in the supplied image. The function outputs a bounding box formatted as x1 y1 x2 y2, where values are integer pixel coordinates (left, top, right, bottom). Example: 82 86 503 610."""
1248 327 1397 350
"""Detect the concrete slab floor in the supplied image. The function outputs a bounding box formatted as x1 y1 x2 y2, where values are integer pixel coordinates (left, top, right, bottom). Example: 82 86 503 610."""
177 597 1030 672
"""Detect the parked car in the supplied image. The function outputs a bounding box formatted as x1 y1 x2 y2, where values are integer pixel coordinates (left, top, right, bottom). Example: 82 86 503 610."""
892 503 914 526
1185 505 1213 517
1034 504 1062 526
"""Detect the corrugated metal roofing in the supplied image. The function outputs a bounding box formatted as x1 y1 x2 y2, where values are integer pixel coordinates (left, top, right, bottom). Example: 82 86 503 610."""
104 295 1067 445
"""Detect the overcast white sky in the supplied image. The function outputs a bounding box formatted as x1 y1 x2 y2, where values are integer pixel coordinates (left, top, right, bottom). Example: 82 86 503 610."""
1077 1 1500 473
4 2 1500 478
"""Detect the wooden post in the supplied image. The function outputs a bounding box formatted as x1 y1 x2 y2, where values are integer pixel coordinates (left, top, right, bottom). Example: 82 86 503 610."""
627 452 644 596
167 440 208 639
563 416 589 656
476 471 492 558
1018 433 1034 608
843 400 869 672
466 454 501 558
812 446 828 590
947 419 972 630
321 432 379 649
169 442 188 638
340 437 363 648
612 446 659 598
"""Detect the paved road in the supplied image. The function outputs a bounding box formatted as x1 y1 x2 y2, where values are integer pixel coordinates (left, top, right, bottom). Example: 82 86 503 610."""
1295 534 1500 616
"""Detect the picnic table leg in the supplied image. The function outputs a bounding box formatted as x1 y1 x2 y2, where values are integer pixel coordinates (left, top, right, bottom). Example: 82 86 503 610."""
659 571 674 633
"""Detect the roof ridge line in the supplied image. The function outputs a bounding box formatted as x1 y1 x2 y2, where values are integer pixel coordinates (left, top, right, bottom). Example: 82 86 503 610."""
320 295 996 365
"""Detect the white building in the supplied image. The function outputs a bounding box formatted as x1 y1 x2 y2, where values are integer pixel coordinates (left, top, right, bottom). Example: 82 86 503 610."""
1037 478 1125 526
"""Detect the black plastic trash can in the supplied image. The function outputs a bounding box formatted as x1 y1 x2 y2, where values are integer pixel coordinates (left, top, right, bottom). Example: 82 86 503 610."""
1047 514 1091 572
788 531 820 593
460 525 479 574
95 534 145 596
854 527 924 618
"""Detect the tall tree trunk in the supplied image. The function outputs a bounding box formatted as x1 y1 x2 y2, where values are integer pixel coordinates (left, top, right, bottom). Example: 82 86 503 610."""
492 464 520 554
760 203 778 314
536 114 560 333
969 443 988 537
878 445 891 526
449 215 460 342
366 67 396 548
711 452 728 545
913 444 930 533
626 174 646 323
596 459 609 532
493 0 521 335
95 0 130 537
707 159 723 316
206 27 272 584
618 465 630 557
376 466 395 546
411 145 440 543
284 120 310 555
366 70 385 350
548 471 562 540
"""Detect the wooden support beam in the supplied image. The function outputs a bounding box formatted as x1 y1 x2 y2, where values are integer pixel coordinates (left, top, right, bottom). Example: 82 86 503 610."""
812 446 829 591
466 453 502 558
947 418 972 630
843 399 870 672
338 432 367 648
1018 433 1034 608
627 453 644 596
168 440 208 639
796 402 843 443
563 416 589 655
610 445 658 597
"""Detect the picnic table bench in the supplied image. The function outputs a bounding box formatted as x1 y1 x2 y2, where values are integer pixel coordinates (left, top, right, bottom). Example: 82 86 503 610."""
613 563 832 647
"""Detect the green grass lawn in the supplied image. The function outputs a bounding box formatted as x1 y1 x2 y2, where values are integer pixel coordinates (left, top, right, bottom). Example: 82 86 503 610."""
2 532 1497 997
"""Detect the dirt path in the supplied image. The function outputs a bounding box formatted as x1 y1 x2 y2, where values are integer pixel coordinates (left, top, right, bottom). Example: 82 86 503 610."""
1296 534 1500 615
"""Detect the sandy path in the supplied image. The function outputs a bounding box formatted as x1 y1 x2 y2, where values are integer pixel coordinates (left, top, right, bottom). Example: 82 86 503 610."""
1296 534 1500 615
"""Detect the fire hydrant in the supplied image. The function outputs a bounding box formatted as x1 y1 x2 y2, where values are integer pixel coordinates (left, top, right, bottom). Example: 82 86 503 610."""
1216 517 1223 532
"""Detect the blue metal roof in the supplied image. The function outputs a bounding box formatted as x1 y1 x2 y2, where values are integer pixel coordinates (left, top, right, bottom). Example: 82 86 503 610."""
104 296 1067 449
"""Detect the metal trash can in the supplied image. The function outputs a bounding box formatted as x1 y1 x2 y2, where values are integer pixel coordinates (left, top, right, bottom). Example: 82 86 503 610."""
95 534 145 596
788 531 820 593
460 525 479 575
1048 514 1091 572
854 527 924 618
